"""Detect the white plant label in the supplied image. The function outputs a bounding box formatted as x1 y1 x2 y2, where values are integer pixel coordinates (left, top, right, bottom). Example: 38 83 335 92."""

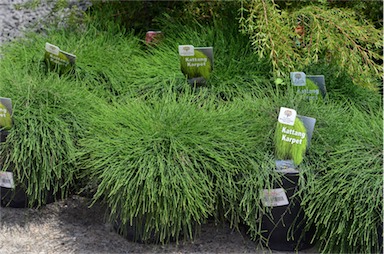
179 45 195 56
278 107 297 126
262 188 289 207
45 42 60 56
290 72 306 86
0 172 14 189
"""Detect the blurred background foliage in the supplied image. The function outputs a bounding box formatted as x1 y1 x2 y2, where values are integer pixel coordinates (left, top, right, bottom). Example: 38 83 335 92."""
87 0 382 92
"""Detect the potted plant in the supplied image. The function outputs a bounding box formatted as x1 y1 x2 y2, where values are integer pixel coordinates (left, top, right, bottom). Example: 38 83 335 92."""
78 85 267 243
0 39 95 207
301 106 382 253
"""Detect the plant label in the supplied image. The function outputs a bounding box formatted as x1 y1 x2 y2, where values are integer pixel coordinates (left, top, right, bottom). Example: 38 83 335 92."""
275 108 316 166
278 107 297 126
179 45 214 85
307 75 326 98
44 42 76 75
298 115 316 148
145 31 163 45
0 171 14 189
0 97 12 130
290 72 326 100
261 188 289 207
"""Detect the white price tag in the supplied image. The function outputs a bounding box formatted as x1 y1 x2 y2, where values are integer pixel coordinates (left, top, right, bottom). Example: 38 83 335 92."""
0 171 14 189
261 188 289 207
290 72 306 86
278 107 297 126
45 42 60 56
179 45 195 56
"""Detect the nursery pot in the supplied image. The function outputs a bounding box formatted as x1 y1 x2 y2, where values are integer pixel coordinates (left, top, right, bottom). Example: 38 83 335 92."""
113 215 196 244
261 172 315 251
0 131 58 208
113 216 157 243
0 165 58 208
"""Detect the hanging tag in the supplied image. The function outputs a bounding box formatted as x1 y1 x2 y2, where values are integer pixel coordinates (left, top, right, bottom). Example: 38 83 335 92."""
261 188 289 207
0 171 14 189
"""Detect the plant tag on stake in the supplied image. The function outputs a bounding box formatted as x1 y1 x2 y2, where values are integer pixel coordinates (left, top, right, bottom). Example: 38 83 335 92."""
145 31 163 46
275 107 309 166
44 42 76 75
290 72 326 100
0 97 12 130
261 188 289 207
179 45 214 86
307 75 326 98
0 172 14 189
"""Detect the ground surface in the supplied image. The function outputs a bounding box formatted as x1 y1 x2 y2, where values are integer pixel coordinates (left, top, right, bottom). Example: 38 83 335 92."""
0 195 319 254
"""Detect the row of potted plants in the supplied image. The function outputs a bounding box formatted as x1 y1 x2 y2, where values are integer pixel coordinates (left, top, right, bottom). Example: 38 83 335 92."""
0 10 382 253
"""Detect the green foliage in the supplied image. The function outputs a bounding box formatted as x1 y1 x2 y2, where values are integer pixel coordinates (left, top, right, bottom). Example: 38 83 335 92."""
88 0 185 34
299 106 382 253
239 0 382 90
0 40 97 206
0 2 381 251
78 85 274 243
303 61 382 111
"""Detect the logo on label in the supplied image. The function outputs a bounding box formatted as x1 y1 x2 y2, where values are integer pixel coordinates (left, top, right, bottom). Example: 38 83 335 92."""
278 107 297 126
290 72 306 86
45 42 60 56
179 45 195 56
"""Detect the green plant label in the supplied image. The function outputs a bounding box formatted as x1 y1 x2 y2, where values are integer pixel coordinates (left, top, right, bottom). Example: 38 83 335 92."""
0 171 14 189
179 45 213 85
290 72 326 100
0 97 12 130
261 188 289 207
44 42 76 75
306 75 326 98
275 108 316 167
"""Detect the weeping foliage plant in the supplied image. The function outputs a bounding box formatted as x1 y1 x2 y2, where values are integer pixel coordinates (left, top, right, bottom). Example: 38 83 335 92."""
0 39 95 206
301 106 383 253
79 83 266 243
239 0 382 90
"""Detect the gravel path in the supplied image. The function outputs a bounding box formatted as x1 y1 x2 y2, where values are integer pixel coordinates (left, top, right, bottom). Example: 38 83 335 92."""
0 0 91 45
0 195 318 253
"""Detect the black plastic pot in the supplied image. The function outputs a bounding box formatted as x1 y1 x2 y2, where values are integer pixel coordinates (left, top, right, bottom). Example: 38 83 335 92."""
0 131 58 208
0 184 58 208
261 173 315 251
113 215 196 244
